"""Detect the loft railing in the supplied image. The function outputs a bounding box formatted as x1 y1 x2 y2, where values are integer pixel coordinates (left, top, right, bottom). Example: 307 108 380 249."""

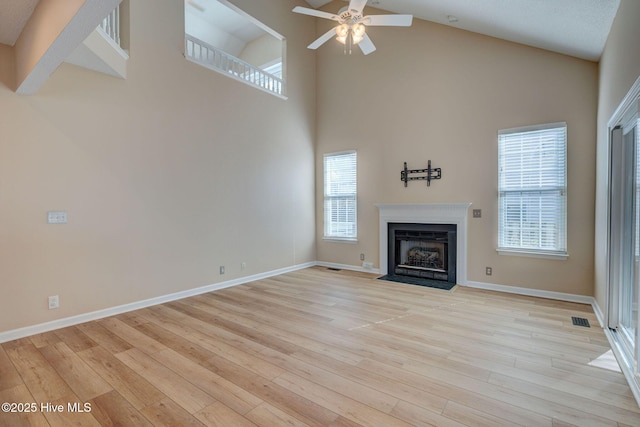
185 34 284 96
99 5 120 47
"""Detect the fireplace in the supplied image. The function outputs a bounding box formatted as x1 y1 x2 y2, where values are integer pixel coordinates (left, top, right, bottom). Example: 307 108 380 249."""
376 203 471 285
388 223 457 284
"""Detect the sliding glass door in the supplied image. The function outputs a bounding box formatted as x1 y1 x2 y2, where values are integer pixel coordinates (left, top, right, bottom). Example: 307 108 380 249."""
609 102 640 373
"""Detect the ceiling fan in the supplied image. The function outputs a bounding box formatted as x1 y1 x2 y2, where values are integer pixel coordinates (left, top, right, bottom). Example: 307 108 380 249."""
293 0 413 55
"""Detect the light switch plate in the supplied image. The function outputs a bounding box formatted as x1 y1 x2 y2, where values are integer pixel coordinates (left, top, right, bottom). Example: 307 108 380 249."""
47 211 67 224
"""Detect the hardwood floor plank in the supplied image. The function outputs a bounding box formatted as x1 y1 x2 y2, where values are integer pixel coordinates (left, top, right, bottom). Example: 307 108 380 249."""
184 296 366 365
442 400 525 427
489 372 640 425
5 343 74 402
162 305 288 379
116 348 215 414
76 321 133 354
550 357 629 385
357 357 554 426
390 400 468 427
245 402 309 427
514 358 635 399
0 384 49 427
41 394 102 427
29 331 61 349
98 317 166 355
0 345 23 392
53 326 97 352
290 350 448 414
200 353 341 426
140 398 206 427
150 348 263 415
39 342 112 401
89 390 153 427
77 346 165 410
197 401 260 427
274 371 413 427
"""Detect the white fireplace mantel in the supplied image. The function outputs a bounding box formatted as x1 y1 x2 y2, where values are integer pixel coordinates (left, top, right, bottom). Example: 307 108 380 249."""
376 203 472 284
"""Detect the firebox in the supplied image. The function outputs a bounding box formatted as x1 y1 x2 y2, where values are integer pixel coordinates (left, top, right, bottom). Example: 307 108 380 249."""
388 223 457 284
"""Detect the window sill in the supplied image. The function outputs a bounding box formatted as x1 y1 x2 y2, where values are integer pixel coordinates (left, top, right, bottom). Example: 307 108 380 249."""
323 237 358 244
497 248 568 260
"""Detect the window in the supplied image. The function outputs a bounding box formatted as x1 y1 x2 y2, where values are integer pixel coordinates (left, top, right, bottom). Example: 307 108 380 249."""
324 151 357 241
498 123 567 257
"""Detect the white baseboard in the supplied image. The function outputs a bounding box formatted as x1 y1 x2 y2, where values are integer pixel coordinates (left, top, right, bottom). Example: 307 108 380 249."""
315 261 381 275
0 261 315 344
466 280 608 327
464 280 595 305
591 298 605 328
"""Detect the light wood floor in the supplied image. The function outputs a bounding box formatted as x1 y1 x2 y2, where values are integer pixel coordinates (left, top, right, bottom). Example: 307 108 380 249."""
1 267 638 426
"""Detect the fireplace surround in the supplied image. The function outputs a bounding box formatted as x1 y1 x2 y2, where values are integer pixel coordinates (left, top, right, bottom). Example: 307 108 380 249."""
376 203 471 285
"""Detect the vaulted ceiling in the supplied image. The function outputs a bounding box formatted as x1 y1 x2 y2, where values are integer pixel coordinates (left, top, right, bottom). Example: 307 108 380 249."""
0 0 622 62
304 0 620 61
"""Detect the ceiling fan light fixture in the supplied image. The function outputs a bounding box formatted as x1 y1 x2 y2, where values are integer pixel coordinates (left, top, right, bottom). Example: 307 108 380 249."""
336 24 349 44
352 23 366 44
293 0 412 55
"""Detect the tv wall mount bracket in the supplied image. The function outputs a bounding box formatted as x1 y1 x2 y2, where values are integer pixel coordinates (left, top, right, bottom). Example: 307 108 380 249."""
401 161 442 187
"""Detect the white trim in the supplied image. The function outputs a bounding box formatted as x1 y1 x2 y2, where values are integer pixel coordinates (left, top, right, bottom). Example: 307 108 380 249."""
322 238 358 244
316 261 381 274
464 280 594 305
498 121 567 136
591 297 605 329
0 262 315 344
497 249 569 260
604 327 640 407
95 26 129 59
608 75 640 129
376 203 472 284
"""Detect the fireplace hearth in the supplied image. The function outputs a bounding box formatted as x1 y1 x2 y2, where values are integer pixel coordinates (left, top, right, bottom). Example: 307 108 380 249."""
388 223 457 284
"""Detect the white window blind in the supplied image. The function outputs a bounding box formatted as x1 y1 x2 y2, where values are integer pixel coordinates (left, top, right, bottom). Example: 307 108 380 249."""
498 123 567 255
324 151 357 240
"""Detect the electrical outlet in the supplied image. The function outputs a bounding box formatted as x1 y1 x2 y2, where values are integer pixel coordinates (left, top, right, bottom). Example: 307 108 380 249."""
48 295 59 310
47 211 68 224
220 266 225 275
360 253 365 261
363 262 374 269
473 209 482 218
485 267 492 276
241 262 246 271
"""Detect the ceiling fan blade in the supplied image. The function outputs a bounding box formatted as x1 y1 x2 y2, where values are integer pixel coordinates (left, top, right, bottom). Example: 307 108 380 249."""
348 0 368 14
292 6 339 21
358 33 376 55
363 14 413 27
308 28 338 50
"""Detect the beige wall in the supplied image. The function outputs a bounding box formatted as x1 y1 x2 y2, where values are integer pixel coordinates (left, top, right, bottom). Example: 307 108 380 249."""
315 1 598 295
0 44 14 90
0 0 316 332
240 34 282 68
595 0 640 309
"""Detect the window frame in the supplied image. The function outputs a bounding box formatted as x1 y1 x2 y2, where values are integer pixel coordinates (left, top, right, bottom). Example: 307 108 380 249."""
323 150 357 242
497 122 568 259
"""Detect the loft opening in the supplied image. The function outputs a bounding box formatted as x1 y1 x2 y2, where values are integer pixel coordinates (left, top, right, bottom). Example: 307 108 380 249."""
184 0 286 98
